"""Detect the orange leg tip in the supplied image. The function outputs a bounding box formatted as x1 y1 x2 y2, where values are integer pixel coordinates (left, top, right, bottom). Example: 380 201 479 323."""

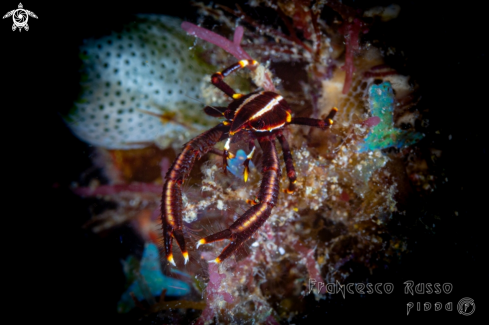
182 251 189 265
243 166 249 182
228 152 235 159
246 199 257 205
208 258 220 264
232 93 244 99
167 254 176 266
196 239 206 249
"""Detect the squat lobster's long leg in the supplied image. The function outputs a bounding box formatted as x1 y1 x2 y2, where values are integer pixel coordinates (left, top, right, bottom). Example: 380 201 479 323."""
211 60 258 98
276 132 297 193
162 123 230 266
275 107 337 193
290 107 338 129
197 136 281 263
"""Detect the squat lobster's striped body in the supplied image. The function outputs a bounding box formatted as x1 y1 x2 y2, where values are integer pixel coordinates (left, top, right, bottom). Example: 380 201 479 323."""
161 60 338 266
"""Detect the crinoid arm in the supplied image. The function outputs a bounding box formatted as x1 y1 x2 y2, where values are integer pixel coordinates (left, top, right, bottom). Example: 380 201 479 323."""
196 135 280 263
161 123 230 266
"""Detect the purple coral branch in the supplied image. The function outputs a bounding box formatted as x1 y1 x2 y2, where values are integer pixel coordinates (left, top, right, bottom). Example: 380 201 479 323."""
341 18 364 94
233 25 244 45
324 1 368 94
181 22 252 61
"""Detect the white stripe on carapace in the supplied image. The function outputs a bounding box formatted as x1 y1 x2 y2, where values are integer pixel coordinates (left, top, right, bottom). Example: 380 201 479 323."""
249 94 283 120
252 121 286 132
234 92 263 116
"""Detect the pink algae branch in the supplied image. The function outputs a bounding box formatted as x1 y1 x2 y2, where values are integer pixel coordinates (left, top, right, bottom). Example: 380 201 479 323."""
196 252 234 325
292 242 326 294
181 22 252 61
181 22 276 92
341 18 365 94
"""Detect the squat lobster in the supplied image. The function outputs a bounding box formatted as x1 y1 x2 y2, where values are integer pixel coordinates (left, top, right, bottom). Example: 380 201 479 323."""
161 60 337 265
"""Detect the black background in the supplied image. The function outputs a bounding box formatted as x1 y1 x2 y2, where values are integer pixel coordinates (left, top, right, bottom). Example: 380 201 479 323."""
2 0 486 323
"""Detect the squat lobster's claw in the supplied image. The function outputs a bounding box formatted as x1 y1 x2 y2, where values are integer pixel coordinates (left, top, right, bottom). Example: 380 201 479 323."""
242 147 255 182
196 137 280 263
197 203 273 263
161 124 230 266
222 138 235 175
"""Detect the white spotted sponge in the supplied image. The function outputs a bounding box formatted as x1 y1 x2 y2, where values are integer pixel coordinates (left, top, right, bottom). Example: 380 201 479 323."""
65 15 214 149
